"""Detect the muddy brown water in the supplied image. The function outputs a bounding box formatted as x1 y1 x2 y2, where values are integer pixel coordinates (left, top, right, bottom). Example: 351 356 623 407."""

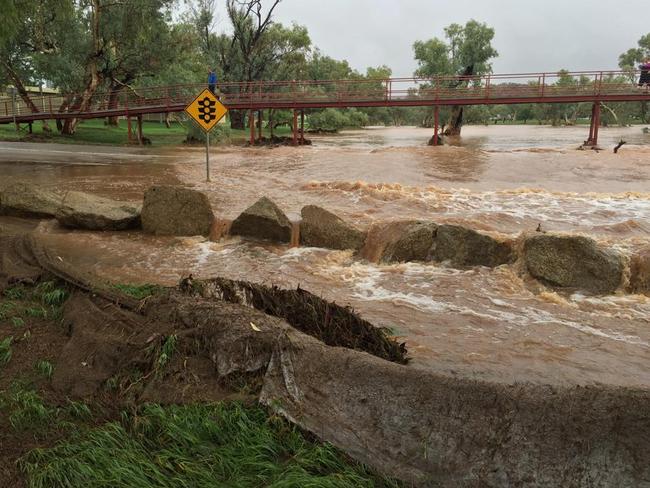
1 125 650 388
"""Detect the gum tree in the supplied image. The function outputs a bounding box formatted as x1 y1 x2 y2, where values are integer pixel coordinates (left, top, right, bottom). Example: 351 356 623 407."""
619 33 650 123
413 20 498 136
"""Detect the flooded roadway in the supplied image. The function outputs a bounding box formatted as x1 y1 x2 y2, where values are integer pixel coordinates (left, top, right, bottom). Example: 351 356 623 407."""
1 125 649 388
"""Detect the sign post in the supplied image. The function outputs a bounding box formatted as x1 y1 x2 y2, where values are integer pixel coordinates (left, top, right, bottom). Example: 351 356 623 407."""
184 89 228 182
206 131 210 181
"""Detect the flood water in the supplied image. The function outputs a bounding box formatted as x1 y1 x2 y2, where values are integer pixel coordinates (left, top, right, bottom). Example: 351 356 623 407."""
1 125 650 388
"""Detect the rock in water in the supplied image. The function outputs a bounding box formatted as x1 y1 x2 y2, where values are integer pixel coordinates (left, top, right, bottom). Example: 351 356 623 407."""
524 234 623 294
230 197 292 243
430 224 514 267
0 183 63 219
141 186 214 236
300 205 365 251
360 220 437 263
57 191 141 231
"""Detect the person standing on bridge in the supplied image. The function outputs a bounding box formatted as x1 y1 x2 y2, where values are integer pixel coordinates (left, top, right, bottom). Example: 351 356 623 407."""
208 68 217 95
639 60 650 88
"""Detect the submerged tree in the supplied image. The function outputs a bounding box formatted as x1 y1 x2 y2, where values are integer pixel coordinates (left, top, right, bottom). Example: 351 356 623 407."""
413 20 498 136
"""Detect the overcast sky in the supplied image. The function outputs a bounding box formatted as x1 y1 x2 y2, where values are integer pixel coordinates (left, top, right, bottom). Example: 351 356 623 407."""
213 0 648 75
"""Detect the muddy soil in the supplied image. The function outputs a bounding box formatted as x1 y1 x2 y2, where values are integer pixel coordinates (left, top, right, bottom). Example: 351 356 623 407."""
2 233 650 487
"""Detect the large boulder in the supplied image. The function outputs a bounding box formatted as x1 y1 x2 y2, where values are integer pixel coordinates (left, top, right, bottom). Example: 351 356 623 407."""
0 183 62 218
524 234 624 294
360 220 437 263
56 191 141 231
300 205 365 251
430 224 514 267
629 246 650 294
230 197 292 243
141 185 214 236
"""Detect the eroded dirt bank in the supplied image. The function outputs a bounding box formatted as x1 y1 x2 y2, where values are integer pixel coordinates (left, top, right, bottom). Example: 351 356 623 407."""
1 233 650 487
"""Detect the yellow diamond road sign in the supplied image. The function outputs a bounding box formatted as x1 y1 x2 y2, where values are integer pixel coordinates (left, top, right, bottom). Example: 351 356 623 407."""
185 89 228 132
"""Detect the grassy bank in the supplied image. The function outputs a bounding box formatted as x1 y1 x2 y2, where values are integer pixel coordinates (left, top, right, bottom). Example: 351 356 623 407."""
3 388 397 488
0 119 295 147
0 280 399 487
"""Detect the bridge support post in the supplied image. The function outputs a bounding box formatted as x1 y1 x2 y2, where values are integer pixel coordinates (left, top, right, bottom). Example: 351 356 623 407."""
300 110 305 145
292 109 298 146
249 109 255 145
258 110 262 142
433 106 439 146
127 117 132 143
585 102 601 147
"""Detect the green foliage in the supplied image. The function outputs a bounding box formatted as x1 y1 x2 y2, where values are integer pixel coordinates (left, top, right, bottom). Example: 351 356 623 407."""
215 2 311 84
619 33 650 68
25 306 47 319
1 386 53 431
414 20 498 78
308 108 369 131
36 281 68 307
12 317 25 328
0 279 69 323
155 335 177 372
185 120 231 143
0 301 16 320
4 285 26 300
21 402 400 488
35 360 54 380
104 376 119 392
113 283 162 300
0 336 13 368
307 49 356 80
65 400 92 421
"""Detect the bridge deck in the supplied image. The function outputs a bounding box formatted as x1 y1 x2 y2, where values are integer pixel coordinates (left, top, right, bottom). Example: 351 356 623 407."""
2 70 649 125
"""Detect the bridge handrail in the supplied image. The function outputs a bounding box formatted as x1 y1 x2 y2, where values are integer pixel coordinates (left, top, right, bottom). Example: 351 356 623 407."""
1 69 647 120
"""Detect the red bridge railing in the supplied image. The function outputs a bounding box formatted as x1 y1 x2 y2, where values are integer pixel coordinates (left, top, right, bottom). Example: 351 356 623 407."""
1 69 649 124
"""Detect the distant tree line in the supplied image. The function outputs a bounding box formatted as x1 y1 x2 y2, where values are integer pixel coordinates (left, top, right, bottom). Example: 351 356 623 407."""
1 1 647 138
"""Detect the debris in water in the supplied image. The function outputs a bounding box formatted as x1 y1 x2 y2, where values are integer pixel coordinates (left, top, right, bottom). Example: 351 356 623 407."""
179 273 194 292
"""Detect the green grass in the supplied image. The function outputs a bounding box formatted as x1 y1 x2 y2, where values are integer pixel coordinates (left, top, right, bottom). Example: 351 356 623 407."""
11 317 25 328
0 385 54 431
65 400 92 421
36 282 69 307
0 336 13 368
113 283 162 300
0 281 70 321
0 301 16 320
155 334 177 372
1 281 401 488
20 402 399 488
4 285 26 300
0 119 188 146
24 306 47 318
0 118 295 146
35 360 54 380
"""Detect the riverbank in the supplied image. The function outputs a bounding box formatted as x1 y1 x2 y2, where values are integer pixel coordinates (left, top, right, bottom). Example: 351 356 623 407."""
0 274 399 487
0 119 295 147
